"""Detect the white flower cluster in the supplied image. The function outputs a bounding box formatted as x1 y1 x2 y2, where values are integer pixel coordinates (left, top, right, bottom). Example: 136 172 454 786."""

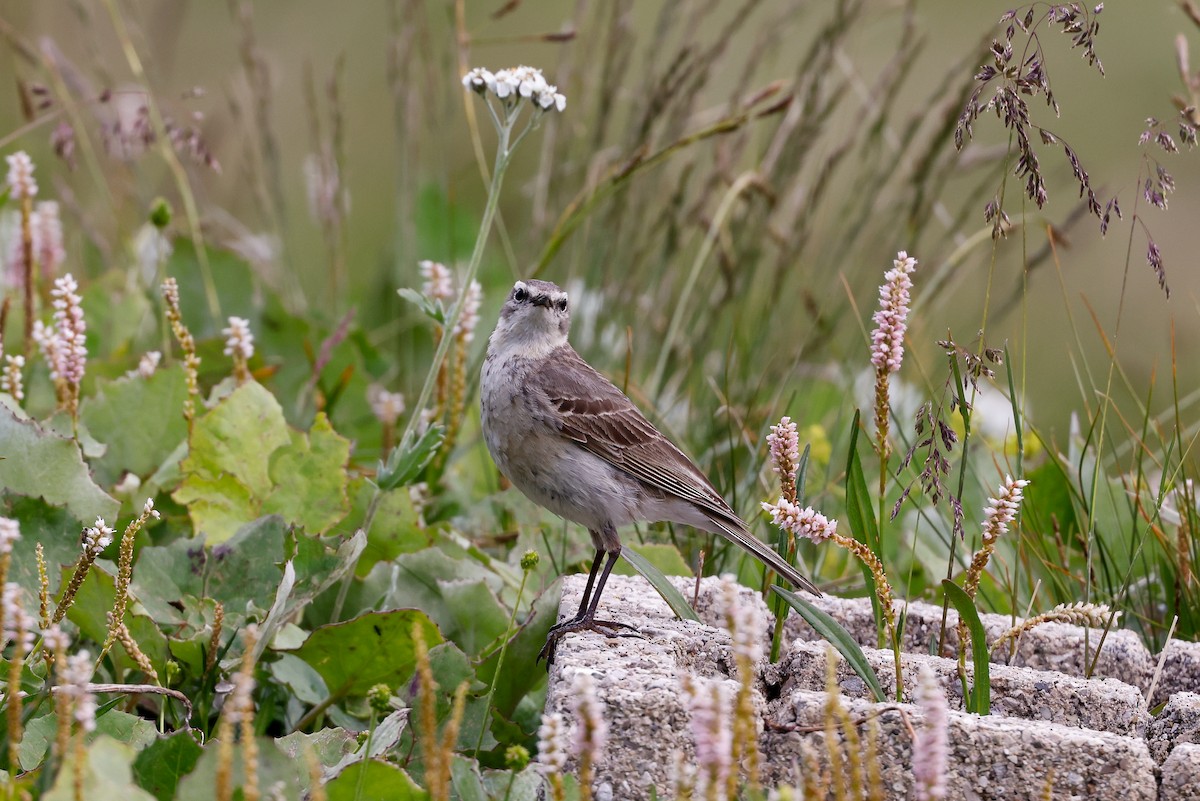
761 497 837 543
42 622 70 653
222 316 255 362
720 574 764 664
61 651 97 732
143 497 161 519
535 711 568 775
912 666 948 801
2 582 34 656
32 200 65 276
5 151 37 200
462 66 566 112
368 385 406 426
83 517 115 554
452 280 483 343
767 416 800 478
0 516 19 555
131 350 162 378
0 337 24 402
49 273 88 386
981 475 1030 545
568 671 608 763
680 673 733 795
418 260 454 303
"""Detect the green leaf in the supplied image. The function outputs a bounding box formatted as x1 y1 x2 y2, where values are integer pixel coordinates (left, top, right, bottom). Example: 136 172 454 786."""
942 579 991 714
263 412 351 533
349 480 433 575
44 737 157 801
21 711 158 772
377 425 445 490
132 731 204 801
324 761 429 801
439 579 511 657
173 382 291 541
451 756 490 801
612 543 693 578
397 288 445 325
291 609 443 698
80 366 190 487
0 401 119 523
772 586 887 702
843 411 883 637
621 548 700 622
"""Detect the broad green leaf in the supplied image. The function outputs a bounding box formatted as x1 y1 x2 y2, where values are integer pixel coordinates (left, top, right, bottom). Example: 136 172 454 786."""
348 480 432 575
325 761 429 801
612 542 693 578
64 563 170 676
772 586 887 702
451 756 489 801
270 653 329 705
377 424 444 490
326 710 409 777
264 412 351 533
44 736 157 801
4 498 87 599
21 711 158 771
132 731 204 801
439 579 511 657
0 401 119 523
274 726 359 767
384 548 504 638
173 382 290 541
482 766 543 801
175 735 310 801
942 579 991 714
80 366 190 486
291 609 443 697
621 547 700 622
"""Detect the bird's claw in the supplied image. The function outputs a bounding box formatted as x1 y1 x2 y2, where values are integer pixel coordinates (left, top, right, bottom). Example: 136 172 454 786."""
538 615 644 665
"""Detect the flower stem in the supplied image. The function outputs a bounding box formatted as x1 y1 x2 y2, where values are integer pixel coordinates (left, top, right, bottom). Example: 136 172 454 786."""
474 566 530 757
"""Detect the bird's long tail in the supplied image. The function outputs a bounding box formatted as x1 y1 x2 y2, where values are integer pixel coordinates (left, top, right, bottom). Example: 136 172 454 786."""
707 515 821 596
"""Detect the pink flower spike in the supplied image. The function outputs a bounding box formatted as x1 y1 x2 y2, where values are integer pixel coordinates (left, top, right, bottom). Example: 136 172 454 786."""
870 251 918 374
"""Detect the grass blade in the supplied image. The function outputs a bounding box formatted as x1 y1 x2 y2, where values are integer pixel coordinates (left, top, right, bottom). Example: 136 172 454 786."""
942 579 991 714
773 585 887 702
622 547 700 622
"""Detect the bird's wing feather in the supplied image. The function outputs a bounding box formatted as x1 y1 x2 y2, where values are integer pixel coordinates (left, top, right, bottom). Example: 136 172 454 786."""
531 347 741 526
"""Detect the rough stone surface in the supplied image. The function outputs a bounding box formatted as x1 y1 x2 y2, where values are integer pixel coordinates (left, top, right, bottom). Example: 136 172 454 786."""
1153 640 1200 707
1159 742 1200 799
545 575 1162 799
1148 693 1200 764
787 595 1155 690
763 639 1148 736
763 691 1158 800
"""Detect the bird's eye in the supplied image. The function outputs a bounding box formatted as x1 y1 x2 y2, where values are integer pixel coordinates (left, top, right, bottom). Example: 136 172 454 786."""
513 286 528 302
555 298 568 312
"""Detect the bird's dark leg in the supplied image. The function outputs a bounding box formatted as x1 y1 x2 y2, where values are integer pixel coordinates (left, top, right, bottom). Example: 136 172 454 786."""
539 543 642 665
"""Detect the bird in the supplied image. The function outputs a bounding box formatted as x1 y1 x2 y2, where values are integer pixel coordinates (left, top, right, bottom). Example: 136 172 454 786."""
480 279 820 663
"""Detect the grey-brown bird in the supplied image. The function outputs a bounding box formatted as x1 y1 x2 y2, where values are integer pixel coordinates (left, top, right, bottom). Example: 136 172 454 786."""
480 279 820 662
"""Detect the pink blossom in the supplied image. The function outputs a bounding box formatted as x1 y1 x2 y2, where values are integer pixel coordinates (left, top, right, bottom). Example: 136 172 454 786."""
4 151 37 200
870 251 918 373
766 416 800 478
981 475 1030 545
912 666 948 801
760 497 837 543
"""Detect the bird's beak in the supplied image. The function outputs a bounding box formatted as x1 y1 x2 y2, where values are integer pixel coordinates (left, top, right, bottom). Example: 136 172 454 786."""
531 294 551 308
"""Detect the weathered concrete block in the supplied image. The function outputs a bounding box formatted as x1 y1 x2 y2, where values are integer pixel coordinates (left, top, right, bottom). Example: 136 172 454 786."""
1153 640 1200 707
764 640 1148 736
1159 742 1200 799
763 691 1157 801
1148 692 1200 764
544 575 1158 800
787 595 1155 690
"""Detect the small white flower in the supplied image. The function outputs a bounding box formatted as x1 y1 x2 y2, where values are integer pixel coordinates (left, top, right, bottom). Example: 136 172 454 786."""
462 67 494 94
83 517 115 553
368 385 406 426
42 623 70 653
452 280 483 343
5 151 37 200
131 350 162 379
0 517 19 555
113 472 142 497
418 260 454 303
143 497 160 519
62 651 97 732
32 201 65 277
222 316 255 361
2 582 34 656
1 353 24 402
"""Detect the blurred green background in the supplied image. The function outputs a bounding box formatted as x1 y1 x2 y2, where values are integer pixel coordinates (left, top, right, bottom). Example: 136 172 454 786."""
2 0 1198 437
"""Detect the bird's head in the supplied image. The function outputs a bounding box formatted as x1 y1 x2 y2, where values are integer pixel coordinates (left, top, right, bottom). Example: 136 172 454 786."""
489 279 571 354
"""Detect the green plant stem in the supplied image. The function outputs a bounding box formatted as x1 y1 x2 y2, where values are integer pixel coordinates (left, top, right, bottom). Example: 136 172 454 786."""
474 567 530 757
354 708 378 801
294 684 349 732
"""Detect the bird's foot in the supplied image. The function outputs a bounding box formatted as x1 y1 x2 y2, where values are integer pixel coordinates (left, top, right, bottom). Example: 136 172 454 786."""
538 614 642 665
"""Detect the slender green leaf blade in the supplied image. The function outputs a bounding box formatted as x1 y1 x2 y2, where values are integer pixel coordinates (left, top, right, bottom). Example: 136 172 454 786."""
942 579 990 714
773 586 887 702
377 424 444 490
621 548 700 622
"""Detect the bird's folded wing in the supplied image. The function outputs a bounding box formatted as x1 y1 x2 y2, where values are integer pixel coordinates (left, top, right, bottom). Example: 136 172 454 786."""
532 349 742 526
